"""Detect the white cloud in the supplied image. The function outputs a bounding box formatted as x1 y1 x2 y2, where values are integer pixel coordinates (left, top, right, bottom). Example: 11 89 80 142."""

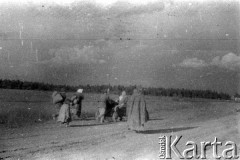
211 52 240 70
179 58 207 68
37 45 108 65
179 52 240 71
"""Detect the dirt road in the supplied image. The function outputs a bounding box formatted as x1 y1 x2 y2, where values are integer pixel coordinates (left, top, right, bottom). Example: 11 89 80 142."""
1 100 240 160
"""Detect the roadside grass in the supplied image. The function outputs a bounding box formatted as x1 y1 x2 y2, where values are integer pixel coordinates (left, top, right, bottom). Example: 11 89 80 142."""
0 89 237 128
0 102 53 127
0 89 98 128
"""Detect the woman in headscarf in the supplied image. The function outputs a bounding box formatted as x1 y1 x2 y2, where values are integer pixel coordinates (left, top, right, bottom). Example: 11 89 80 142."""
127 87 148 132
57 98 72 127
96 89 110 123
71 89 84 118
52 88 66 120
113 91 128 121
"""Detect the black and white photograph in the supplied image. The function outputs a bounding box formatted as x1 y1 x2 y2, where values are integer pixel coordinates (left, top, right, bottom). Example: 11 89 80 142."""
0 0 239 159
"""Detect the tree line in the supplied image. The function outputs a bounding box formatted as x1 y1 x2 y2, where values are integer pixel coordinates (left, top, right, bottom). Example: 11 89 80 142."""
0 79 231 100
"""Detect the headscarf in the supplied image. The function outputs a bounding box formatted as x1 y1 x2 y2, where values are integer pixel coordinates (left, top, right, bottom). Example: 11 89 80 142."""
119 91 127 101
77 89 83 93
122 91 126 96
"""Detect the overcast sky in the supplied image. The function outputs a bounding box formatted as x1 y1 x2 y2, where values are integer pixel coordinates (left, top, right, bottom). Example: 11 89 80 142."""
0 0 239 94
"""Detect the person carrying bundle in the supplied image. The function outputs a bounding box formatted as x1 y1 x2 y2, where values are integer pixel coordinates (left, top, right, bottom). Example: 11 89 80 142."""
57 98 72 127
52 88 66 120
71 89 84 118
96 89 110 123
113 91 128 121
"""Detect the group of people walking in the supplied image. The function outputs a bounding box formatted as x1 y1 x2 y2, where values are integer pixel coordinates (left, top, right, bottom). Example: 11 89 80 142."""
52 88 84 127
52 86 149 132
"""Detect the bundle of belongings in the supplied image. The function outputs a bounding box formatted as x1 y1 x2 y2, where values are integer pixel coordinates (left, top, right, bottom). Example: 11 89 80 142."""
71 94 79 105
51 90 67 120
52 91 66 104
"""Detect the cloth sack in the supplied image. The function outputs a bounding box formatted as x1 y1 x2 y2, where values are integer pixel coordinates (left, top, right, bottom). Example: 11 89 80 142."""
52 92 63 104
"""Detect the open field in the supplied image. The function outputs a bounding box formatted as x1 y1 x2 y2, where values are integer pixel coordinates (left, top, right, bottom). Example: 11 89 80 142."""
0 89 118 127
1 89 240 160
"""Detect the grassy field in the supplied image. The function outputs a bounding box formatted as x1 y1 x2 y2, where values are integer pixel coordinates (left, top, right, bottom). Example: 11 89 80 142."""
0 89 119 127
0 89 238 128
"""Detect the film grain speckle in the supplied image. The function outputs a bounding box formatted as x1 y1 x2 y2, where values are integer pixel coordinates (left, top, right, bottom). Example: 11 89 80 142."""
0 0 239 159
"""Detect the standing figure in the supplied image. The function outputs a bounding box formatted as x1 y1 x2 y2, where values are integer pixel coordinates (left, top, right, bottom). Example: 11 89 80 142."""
57 99 72 127
71 89 84 118
52 88 66 120
96 89 110 123
127 87 148 132
113 91 128 121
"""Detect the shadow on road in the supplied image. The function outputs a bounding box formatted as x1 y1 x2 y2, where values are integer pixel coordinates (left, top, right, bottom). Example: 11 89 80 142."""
70 122 115 128
73 118 96 121
139 126 197 134
149 118 164 121
75 117 161 122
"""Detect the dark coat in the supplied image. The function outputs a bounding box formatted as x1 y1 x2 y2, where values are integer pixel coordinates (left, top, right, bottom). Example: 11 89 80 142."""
98 93 110 109
127 90 148 130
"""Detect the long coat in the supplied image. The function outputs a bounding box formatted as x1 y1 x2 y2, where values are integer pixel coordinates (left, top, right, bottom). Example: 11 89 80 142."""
57 103 72 123
127 91 148 130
